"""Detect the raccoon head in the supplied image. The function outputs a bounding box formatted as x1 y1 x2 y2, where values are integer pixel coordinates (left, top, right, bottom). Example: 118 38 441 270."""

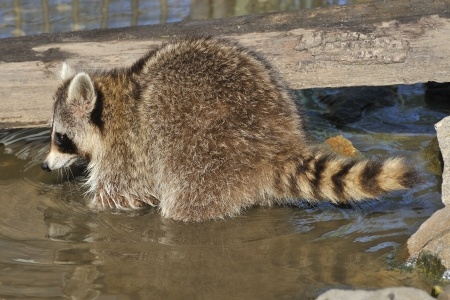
42 63 101 172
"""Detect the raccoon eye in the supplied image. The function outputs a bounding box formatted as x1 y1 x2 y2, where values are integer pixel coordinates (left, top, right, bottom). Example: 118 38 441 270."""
54 132 66 146
54 132 77 154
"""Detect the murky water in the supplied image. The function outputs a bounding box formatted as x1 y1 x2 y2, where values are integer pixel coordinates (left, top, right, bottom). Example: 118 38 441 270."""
0 85 445 299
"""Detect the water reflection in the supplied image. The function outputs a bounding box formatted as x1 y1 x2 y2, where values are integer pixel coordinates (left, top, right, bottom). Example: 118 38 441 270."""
41 203 436 298
1 0 363 38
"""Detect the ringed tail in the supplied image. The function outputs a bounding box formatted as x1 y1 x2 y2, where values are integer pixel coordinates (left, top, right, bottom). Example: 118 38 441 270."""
273 153 419 203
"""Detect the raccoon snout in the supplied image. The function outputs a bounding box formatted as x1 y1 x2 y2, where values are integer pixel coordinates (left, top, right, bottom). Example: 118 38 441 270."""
41 162 51 172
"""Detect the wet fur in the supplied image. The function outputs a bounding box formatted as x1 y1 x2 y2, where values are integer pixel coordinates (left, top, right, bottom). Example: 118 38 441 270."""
43 37 419 221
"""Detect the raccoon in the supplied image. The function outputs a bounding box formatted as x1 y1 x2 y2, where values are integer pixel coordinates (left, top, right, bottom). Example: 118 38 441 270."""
42 37 418 222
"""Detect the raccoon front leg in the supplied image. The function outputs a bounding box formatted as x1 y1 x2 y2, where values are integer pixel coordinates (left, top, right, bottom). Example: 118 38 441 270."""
88 188 159 210
89 194 144 210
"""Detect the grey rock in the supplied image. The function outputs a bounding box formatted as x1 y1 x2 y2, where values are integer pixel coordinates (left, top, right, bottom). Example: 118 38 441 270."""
408 207 450 270
315 287 434 300
406 116 450 273
436 116 450 206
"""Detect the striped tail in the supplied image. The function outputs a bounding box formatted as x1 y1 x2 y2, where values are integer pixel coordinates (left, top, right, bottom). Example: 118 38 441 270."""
272 153 419 203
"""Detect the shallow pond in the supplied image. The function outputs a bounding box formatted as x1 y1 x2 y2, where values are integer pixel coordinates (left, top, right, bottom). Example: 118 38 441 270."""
0 85 445 299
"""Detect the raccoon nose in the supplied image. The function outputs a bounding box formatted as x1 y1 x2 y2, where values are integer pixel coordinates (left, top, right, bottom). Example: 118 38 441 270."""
41 162 51 172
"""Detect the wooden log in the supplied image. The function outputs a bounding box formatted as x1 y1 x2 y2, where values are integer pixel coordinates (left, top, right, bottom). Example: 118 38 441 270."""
1 0 449 128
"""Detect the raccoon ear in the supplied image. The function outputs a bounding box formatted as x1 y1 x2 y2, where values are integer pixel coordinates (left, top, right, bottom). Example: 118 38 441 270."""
60 62 77 81
67 72 97 118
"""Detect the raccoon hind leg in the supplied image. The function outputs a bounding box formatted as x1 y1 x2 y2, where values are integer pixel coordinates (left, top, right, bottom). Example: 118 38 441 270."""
158 182 252 222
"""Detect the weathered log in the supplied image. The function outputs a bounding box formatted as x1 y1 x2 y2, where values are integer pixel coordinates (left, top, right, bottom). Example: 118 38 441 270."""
0 0 449 128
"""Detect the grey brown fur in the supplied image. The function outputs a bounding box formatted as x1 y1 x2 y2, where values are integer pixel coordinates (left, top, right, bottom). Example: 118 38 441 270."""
42 37 418 222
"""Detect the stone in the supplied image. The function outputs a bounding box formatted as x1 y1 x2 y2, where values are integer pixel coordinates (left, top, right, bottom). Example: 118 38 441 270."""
406 116 450 279
315 287 434 300
325 135 361 157
436 116 450 206
317 86 397 126
438 284 450 300
408 207 450 271
432 284 450 299
421 136 444 176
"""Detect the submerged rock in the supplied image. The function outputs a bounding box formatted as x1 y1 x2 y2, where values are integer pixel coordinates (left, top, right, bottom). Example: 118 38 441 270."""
317 86 397 126
315 287 434 300
325 135 361 158
422 136 444 176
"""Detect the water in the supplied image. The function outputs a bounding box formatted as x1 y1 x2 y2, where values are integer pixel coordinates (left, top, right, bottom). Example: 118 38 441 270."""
0 0 446 298
0 86 445 299
1 0 369 38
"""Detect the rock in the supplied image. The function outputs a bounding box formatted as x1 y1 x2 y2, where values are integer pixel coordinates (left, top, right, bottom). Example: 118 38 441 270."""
422 136 444 176
406 116 450 278
438 284 450 300
315 287 434 300
408 207 450 272
325 135 361 158
317 86 397 126
433 284 450 299
436 116 450 205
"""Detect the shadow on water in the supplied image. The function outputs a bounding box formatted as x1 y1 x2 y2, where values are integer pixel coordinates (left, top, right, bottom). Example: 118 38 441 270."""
0 84 446 298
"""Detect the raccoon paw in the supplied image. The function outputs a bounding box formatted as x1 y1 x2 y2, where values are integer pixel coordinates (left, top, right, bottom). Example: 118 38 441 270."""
89 194 147 210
